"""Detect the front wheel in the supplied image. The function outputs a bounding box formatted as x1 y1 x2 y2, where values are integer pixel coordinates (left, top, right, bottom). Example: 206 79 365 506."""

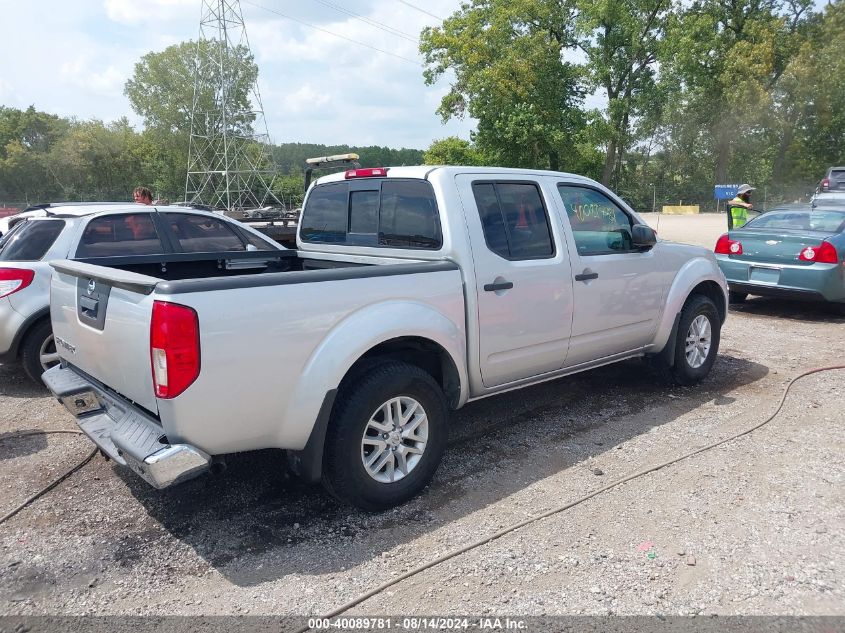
651 295 722 385
322 361 448 511
655 294 721 386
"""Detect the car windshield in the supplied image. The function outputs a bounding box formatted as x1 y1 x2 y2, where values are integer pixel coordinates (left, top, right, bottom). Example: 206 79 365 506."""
745 209 845 233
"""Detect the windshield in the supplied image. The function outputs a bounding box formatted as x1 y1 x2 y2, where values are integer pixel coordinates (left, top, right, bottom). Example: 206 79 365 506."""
745 210 845 233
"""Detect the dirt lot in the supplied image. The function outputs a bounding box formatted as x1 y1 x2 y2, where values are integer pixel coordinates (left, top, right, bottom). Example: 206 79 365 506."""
1 213 843 624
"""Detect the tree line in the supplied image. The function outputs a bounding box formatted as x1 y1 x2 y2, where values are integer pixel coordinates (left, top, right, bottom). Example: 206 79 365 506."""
1 0 842 212
0 105 422 207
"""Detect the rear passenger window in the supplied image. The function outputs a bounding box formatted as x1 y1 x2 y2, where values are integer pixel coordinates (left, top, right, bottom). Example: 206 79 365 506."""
0 219 65 261
472 182 554 259
166 214 246 252
380 180 442 248
76 214 165 258
557 186 635 255
301 179 442 249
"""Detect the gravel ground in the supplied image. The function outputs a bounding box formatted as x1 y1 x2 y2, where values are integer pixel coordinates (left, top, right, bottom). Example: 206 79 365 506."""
0 215 843 622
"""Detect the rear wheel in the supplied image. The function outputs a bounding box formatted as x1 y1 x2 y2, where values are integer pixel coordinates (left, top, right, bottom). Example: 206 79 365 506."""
322 361 448 511
728 290 747 304
21 320 59 384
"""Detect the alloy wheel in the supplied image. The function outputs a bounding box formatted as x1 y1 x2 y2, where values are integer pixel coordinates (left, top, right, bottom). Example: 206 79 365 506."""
685 314 712 369
360 396 429 483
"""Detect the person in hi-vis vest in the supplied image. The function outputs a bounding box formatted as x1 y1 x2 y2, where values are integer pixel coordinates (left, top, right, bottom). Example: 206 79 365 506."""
727 183 754 229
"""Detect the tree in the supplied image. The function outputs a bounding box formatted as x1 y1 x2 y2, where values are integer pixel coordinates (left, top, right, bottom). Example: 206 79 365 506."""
576 0 669 185
660 0 813 185
420 0 587 171
423 137 488 165
125 40 259 135
771 0 845 182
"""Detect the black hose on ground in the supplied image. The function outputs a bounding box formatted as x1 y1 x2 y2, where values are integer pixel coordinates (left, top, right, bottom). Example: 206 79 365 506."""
0 429 97 525
293 365 845 632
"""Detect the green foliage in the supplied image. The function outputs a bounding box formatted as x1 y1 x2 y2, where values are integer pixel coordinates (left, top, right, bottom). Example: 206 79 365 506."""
423 137 489 165
125 40 258 135
420 0 587 171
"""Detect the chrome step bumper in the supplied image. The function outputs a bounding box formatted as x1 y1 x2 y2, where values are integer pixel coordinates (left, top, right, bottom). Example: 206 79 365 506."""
42 364 210 489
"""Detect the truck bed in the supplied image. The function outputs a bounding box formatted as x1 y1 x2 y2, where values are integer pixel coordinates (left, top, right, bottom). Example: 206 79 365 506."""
71 249 368 282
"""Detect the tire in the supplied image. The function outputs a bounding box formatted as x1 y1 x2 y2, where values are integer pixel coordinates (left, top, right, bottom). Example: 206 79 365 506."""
20 319 59 385
728 291 747 304
322 361 448 511
657 294 721 386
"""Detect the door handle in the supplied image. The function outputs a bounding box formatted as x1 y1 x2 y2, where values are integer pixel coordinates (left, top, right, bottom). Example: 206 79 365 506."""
484 281 514 292
574 271 599 282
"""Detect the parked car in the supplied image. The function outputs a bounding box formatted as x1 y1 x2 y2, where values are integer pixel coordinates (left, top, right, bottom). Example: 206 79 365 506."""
819 166 845 192
242 206 285 220
43 166 727 510
714 204 845 313
0 203 284 382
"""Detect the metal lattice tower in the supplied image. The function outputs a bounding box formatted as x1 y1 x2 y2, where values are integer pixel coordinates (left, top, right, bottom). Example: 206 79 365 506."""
185 0 280 212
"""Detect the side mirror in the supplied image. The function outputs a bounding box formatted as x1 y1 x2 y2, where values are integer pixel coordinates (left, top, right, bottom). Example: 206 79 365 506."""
631 223 657 249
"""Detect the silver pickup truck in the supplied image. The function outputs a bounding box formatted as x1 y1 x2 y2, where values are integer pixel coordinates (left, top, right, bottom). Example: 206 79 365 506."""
43 166 728 510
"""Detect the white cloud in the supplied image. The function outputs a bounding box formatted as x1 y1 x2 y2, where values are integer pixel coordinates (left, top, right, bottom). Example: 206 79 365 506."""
59 56 126 97
103 0 196 25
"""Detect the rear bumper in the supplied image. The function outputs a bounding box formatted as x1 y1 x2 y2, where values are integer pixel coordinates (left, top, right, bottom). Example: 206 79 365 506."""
727 282 830 303
42 364 210 488
717 257 845 303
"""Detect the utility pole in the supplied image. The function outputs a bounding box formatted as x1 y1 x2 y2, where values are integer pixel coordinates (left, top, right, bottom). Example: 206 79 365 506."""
185 0 281 213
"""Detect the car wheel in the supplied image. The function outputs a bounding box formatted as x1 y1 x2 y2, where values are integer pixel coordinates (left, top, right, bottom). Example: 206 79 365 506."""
666 294 721 386
21 320 59 384
728 291 747 304
322 361 448 511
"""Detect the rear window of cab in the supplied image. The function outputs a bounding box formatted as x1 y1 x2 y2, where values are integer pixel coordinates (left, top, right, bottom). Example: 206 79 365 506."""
300 179 442 249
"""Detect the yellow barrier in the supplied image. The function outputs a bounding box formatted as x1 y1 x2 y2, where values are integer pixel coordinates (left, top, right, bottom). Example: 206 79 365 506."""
661 205 700 215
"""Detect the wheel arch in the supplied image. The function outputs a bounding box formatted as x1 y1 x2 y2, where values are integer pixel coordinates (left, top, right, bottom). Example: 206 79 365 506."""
650 259 728 355
3 307 50 362
284 301 467 483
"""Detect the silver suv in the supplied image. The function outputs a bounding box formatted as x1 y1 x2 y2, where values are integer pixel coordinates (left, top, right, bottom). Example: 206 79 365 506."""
0 203 283 383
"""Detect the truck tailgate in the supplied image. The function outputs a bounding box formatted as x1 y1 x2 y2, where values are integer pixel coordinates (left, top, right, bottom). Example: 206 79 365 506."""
50 260 161 414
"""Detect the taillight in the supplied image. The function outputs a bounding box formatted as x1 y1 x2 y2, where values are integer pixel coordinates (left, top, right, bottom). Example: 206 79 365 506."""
150 301 200 399
820 178 830 191
798 241 838 264
0 268 35 299
715 234 743 255
345 168 389 179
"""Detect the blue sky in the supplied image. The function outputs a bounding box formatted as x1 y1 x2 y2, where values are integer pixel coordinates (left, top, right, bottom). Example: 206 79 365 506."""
0 0 474 150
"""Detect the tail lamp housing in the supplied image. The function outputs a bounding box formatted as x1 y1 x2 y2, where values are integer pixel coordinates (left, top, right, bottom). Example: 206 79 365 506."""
0 268 35 299
715 234 743 255
150 301 200 399
798 241 838 264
